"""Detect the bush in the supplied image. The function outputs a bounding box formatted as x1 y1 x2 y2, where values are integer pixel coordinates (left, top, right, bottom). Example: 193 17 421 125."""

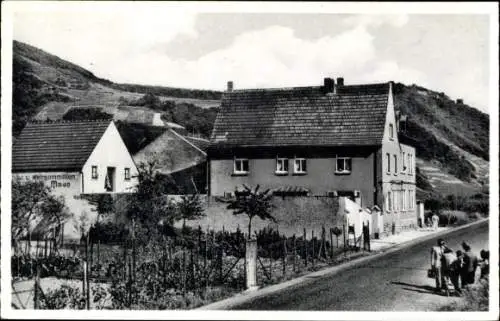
439 277 489 311
38 284 109 309
11 255 81 278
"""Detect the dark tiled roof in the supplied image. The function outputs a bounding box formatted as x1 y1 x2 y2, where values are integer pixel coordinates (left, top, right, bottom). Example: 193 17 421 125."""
133 129 206 175
185 136 210 152
13 120 111 172
210 83 390 148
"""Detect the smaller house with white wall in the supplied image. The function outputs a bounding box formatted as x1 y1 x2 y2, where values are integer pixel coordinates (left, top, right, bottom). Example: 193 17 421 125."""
12 120 138 239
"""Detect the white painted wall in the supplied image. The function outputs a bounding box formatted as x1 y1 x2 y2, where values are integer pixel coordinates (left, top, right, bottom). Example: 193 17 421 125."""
339 197 372 238
12 172 97 240
82 122 138 194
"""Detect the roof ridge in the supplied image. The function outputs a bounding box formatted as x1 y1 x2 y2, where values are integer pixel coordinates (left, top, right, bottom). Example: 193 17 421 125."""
185 136 209 142
169 129 207 156
231 85 322 93
27 119 112 124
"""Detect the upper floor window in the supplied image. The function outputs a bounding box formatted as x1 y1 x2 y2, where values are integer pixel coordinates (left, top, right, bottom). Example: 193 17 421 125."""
91 165 98 179
389 124 394 140
233 158 249 175
124 167 131 181
386 153 391 173
276 157 289 175
294 158 307 174
393 155 398 174
408 154 413 175
335 157 352 174
402 152 406 173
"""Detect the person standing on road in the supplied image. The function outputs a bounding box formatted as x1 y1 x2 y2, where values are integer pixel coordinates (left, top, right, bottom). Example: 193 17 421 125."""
430 238 447 293
479 249 489 280
431 213 440 230
449 250 464 296
442 247 456 296
461 242 479 288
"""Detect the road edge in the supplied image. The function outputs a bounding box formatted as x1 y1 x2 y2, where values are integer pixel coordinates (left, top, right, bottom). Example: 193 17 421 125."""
197 218 489 310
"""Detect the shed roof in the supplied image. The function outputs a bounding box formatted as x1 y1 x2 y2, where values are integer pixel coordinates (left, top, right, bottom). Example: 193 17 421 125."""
13 120 111 172
209 82 390 148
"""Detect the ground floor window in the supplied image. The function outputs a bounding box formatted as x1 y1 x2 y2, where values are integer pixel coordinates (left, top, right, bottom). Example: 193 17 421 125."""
233 158 249 174
294 158 307 174
336 157 352 174
276 157 289 174
91 165 98 179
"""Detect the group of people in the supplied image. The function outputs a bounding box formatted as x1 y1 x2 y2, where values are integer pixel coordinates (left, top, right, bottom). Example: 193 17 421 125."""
430 238 489 296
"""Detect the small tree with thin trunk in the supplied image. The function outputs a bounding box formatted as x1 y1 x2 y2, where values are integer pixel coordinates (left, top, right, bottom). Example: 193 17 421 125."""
332 227 342 248
219 185 276 240
178 194 205 231
40 194 71 253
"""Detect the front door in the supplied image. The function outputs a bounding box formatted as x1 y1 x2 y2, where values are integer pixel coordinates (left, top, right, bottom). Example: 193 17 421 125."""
105 167 115 192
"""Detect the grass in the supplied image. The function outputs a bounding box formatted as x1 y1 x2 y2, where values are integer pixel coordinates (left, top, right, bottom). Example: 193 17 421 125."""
438 278 489 311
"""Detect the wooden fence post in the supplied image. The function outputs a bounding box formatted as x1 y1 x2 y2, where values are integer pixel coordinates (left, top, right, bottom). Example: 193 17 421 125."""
312 230 315 268
330 228 334 259
321 226 326 259
85 233 90 310
34 262 41 309
343 223 347 259
182 249 187 296
292 234 297 272
282 237 287 277
303 228 307 267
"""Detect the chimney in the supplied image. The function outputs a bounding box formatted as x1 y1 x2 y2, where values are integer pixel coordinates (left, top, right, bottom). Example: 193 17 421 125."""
227 81 233 92
323 77 335 93
336 77 344 87
456 98 463 105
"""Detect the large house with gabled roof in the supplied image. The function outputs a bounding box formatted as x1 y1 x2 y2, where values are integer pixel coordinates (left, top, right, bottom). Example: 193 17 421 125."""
207 77 417 234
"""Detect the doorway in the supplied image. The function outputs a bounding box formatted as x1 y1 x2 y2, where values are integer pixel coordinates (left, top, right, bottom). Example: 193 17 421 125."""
105 167 116 192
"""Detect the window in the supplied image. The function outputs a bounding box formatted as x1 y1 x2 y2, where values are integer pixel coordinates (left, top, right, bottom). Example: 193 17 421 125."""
389 124 394 139
276 157 289 174
408 153 412 174
294 158 307 174
388 191 392 211
124 168 131 180
393 191 398 211
386 153 391 173
402 152 406 173
233 158 249 175
336 157 352 174
402 189 406 211
393 155 398 174
91 165 98 179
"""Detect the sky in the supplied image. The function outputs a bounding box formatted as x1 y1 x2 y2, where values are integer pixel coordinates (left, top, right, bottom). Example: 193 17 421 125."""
10 3 491 112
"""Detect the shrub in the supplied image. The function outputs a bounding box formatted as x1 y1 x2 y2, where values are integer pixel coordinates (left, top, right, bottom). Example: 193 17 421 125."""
439 277 489 311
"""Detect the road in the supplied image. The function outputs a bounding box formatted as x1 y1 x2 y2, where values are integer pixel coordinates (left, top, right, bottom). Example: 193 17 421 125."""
231 221 489 311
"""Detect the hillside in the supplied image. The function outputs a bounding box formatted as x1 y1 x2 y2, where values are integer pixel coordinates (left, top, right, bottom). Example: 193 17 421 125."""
12 40 221 138
11 40 489 198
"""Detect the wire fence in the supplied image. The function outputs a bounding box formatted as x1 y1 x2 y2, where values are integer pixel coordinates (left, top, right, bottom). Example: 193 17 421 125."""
12 222 371 309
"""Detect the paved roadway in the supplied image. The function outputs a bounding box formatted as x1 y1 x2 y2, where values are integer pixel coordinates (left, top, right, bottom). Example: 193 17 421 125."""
231 221 489 311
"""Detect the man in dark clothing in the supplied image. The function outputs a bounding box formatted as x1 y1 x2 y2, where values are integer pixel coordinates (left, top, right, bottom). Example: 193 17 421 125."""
461 242 479 287
479 249 489 279
449 250 464 296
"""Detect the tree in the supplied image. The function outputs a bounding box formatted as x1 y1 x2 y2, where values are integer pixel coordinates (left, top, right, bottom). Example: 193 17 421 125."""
122 159 178 246
331 227 342 248
40 195 71 253
12 178 50 254
177 194 205 230
219 185 276 239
